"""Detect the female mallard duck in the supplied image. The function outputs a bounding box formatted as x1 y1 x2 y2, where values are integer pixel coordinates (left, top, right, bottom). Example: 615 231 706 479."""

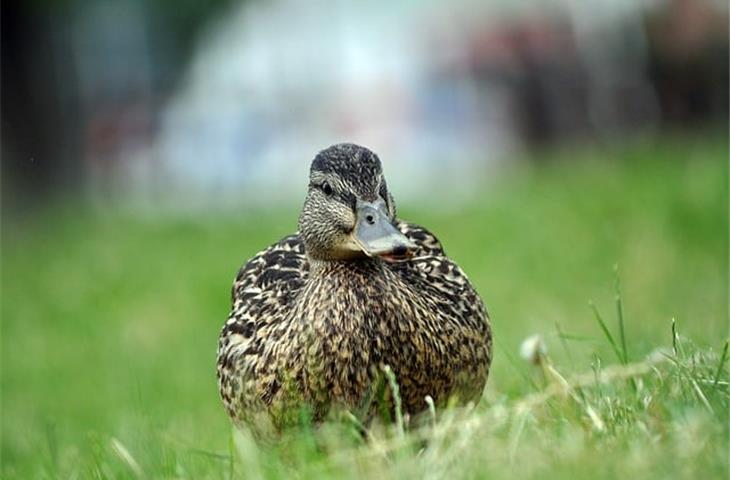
217 144 492 431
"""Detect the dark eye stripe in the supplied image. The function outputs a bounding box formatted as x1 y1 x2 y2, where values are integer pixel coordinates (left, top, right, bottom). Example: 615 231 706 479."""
312 181 356 208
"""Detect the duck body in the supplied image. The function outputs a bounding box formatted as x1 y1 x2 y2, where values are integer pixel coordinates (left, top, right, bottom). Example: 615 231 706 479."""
217 144 492 431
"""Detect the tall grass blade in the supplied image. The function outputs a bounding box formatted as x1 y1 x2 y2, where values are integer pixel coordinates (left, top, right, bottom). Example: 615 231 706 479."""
554 320 574 364
712 340 729 390
383 365 405 438
590 301 624 363
508 410 529 466
614 266 629 364
425 395 437 430
110 437 143 478
43 421 59 475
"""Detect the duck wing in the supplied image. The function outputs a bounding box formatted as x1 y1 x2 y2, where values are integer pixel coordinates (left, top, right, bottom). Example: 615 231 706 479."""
217 234 309 423
391 220 492 402
395 220 489 324
395 220 445 257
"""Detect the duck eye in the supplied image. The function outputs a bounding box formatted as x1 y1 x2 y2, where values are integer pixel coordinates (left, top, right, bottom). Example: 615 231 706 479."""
322 182 333 196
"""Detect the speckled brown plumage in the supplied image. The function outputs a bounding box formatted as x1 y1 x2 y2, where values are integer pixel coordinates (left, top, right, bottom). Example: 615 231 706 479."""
217 144 492 432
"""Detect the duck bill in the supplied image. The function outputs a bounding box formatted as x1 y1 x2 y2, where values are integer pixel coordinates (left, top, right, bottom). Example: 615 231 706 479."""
352 200 416 262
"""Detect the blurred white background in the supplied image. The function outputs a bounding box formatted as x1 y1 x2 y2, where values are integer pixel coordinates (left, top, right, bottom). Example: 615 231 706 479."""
3 0 727 212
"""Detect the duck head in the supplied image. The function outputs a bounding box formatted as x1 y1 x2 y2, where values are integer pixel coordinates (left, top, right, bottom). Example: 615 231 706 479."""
298 143 416 262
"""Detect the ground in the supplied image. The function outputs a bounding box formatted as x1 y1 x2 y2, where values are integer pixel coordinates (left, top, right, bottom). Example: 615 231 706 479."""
2 133 728 479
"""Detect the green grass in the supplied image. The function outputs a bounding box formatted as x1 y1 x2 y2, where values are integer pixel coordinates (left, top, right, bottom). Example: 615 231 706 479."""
2 134 728 479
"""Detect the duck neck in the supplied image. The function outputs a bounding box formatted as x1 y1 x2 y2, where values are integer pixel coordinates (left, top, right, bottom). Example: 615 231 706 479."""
307 256 385 279
298 256 395 331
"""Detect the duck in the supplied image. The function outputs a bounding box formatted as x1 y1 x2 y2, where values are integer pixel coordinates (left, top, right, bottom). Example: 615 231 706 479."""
217 143 492 432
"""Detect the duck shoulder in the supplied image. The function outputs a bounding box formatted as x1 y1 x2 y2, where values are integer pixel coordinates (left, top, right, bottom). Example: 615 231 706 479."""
393 220 445 257
217 234 308 424
225 220 442 322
